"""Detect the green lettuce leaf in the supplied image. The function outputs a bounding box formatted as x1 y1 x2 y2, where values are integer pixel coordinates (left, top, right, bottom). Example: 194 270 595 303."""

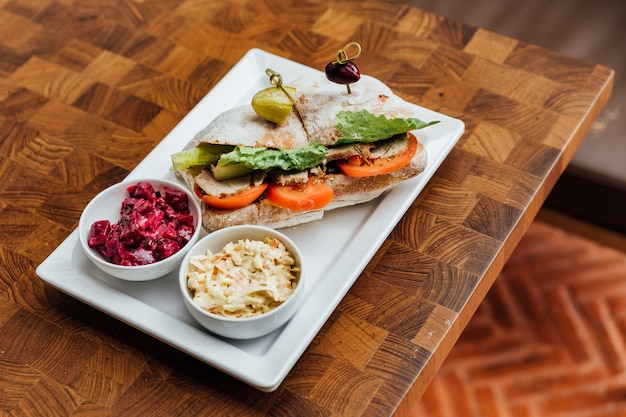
334 110 439 146
172 109 437 172
218 141 328 171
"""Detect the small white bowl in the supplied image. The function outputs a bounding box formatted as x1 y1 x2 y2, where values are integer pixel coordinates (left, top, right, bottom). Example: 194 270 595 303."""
179 225 304 339
78 178 202 281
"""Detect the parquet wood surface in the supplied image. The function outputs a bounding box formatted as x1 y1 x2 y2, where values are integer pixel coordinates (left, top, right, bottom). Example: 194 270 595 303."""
412 221 626 417
0 0 614 415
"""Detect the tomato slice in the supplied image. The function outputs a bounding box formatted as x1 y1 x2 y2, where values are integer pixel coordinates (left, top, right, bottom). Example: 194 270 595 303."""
337 133 418 177
266 178 333 211
194 183 268 210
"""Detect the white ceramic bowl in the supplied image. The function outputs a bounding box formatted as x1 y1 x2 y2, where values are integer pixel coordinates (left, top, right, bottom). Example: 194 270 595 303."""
179 225 305 339
78 178 202 281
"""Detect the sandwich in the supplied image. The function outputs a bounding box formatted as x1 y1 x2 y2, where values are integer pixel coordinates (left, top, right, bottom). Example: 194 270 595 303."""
171 71 437 232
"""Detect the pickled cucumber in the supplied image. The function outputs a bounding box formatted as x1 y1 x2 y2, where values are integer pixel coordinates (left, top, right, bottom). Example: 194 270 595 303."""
210 161 255 181
251 86 296 125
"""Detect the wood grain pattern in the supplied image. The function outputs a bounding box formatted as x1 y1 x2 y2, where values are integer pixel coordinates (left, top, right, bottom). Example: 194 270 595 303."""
0 0 613 416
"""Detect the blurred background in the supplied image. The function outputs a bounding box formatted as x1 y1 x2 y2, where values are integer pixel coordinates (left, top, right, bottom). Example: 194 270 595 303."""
395 4 626 415
399 0 626 233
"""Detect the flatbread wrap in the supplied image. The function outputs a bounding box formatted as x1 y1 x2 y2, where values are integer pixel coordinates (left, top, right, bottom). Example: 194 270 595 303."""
172 73 437 232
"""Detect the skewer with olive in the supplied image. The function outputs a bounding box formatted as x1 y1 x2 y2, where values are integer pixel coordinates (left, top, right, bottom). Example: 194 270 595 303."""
324 42 362 93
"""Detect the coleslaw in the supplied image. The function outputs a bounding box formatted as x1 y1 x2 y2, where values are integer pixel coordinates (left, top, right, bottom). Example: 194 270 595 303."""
186 236 299 318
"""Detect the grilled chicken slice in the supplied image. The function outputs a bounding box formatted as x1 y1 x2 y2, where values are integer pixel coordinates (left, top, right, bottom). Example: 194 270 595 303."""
326 142 373 161
369 135 409 159
272 170 310 186
195 168 266 197
325 134 410 162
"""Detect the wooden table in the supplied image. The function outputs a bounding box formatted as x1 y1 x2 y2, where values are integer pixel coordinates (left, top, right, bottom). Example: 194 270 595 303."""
0 1 613 416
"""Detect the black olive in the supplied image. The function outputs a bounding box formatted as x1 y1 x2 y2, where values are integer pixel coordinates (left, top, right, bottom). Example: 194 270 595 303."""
325 61 361 85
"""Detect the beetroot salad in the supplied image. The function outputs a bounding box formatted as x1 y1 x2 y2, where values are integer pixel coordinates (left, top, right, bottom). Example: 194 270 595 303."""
87 181 196 266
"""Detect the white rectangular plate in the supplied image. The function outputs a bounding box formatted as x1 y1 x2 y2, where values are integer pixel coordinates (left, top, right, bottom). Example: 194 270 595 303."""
36 49 464 392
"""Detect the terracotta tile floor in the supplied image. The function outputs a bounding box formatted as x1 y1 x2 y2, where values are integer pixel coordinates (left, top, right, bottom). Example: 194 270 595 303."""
412 219 626 417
